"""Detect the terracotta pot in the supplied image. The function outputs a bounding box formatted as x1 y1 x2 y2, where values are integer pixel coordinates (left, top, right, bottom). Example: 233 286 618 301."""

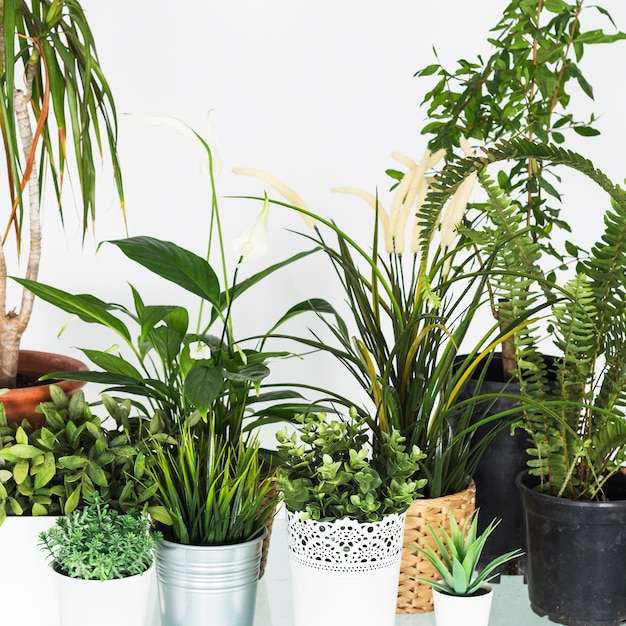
0 350 88 427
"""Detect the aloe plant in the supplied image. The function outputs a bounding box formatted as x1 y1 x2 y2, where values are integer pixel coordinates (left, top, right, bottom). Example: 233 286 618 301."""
417 511 522 596
0 0 123 388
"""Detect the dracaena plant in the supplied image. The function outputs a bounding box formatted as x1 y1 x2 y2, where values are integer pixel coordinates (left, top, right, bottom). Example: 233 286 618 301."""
416 511 522 596
235 157 530 498
0 0 124 388
14 118 316 443
421 138 626 500
275 408 427 523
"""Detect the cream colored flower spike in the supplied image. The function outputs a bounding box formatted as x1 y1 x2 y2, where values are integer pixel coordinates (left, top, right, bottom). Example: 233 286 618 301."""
232 167 316 228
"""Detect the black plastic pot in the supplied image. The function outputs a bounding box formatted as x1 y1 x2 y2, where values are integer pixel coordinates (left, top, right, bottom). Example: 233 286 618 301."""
517 471 626 626
455 354 561 573
456 355 542 572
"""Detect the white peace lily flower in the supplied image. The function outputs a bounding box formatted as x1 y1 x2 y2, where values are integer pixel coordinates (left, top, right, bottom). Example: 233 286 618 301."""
190 340 212 360
232 196 270 262
136 114 198 139
137 112 222 178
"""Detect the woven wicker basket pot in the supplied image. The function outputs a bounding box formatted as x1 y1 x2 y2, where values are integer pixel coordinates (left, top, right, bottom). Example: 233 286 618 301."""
396 479 476 614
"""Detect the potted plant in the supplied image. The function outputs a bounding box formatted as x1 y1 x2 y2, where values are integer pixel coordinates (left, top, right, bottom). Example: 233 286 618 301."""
415 0 625 567
144 415 278 626
275 407 427 626
0 0 123 422
422 139 626 626
14 118 318 581
416 511 522 626
0 385 163 626
39 498 160 626
235 154 526 612
14 117 314 436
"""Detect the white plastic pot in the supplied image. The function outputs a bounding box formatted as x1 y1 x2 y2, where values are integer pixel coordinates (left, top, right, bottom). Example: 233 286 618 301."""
51 563 156 626
286 511 405 626
0 516 58 626
432 583 493 626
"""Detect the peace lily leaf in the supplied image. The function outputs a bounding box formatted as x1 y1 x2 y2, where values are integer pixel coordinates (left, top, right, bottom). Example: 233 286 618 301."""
183 365 224 415
11 278 131 342
108 237 220 305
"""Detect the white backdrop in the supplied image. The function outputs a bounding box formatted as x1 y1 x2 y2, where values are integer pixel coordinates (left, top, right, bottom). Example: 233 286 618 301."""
21 1 626 414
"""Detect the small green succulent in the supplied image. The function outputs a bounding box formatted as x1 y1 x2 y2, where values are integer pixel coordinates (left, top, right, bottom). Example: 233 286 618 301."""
275 408 427 523
38 498 161 581
417 511 523 596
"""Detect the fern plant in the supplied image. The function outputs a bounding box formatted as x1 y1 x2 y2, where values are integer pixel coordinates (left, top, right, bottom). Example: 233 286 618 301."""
421 139 626 500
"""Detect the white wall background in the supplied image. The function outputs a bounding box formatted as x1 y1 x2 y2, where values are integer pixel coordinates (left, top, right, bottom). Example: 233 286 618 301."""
19 1 626 415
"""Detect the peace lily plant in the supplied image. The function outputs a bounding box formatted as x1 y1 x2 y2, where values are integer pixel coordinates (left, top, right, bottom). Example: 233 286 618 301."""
17 117 314 442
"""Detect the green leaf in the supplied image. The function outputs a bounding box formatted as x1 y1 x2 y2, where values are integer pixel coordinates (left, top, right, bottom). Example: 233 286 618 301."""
64 486 81 515
0 444 42 459
33 453 57 490
108 237 221 305
183 365 224 414
13 459 29 485
87 462 109 488
80 349 143 380
11 278 131 342
573 125 601 137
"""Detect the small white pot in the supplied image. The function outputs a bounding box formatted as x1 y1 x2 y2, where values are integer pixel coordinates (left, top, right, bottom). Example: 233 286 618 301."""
432 584 493 626
52 562 156 626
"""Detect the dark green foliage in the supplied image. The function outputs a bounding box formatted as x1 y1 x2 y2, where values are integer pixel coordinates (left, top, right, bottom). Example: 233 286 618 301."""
143 416 278 546
421 139 626 500
417 0 625 260
39 499 160 581
275 409 428 523
0 386 162 524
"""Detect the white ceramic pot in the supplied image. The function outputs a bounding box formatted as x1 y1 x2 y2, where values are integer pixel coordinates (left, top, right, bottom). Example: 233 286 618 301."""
52 563 156 626
432 584 493 626
286 511 406 626
0 516 59 626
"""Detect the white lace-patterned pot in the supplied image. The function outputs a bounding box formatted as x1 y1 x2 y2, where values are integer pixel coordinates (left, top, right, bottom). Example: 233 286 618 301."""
286 510 406 626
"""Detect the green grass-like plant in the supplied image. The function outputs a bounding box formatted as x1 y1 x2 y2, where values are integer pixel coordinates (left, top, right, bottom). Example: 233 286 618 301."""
144 416 278 546
416 511 522 596
38 499 160 581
